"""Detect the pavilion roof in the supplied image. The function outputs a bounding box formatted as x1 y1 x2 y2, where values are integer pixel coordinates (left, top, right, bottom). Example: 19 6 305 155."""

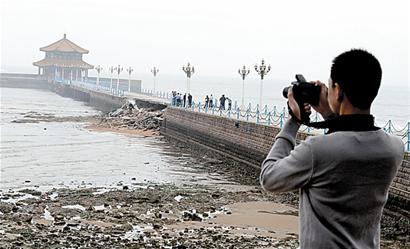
40 34 89 54
33 58 94 69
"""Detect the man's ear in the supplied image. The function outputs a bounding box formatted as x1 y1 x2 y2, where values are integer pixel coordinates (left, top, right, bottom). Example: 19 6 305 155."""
334 83 344 102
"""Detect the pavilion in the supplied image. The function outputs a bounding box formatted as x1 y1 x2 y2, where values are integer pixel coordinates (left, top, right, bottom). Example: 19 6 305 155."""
33 34 93 81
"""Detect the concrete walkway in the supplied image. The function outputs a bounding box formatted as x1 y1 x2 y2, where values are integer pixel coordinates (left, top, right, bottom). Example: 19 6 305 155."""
124 92 170 106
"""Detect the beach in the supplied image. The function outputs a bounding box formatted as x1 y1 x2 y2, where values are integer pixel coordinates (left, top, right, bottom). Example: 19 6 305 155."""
1 87 409 248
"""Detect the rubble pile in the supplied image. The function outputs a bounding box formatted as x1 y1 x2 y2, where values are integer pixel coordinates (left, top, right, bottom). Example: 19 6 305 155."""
98 103 164 131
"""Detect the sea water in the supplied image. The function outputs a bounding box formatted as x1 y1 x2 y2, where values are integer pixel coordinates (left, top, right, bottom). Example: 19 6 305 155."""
0 87 231 190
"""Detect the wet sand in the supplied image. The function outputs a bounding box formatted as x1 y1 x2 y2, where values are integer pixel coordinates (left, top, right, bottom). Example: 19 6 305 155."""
87 123 159 137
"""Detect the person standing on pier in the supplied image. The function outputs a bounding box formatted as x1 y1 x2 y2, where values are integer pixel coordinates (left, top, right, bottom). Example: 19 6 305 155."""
188 94 193 107
205 95 209 108
176 93 181 107
260 49 404 249
183 94 186 107
171 91 177 106
219 94 226 111
226 97 232 111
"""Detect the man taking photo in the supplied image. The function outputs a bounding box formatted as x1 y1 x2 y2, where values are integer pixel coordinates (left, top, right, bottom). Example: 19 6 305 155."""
260 49 404 248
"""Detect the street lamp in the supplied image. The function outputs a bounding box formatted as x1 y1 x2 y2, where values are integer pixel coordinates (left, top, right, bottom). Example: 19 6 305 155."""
114 65 123 93
254 59 271 108
238 65 250 109
126 66 133 92
182 62 195 108
109 66 114 91
95 65 103 89
151 67 159 93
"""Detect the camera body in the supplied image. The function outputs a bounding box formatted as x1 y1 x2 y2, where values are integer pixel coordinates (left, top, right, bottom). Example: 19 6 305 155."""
283 74 321 123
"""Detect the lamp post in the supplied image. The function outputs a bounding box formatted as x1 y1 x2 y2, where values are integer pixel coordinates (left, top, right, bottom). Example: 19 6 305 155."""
114 65 123 93
151 67 159 93
182 62 195 108
109 66 114 92
254 59 271 108
238 65 250 109
95 65 103 89
126 66 133 92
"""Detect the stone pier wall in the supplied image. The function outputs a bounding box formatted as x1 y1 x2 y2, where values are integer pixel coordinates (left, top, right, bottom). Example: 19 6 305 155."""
161 107 310 167
48 82 125 112
161 107 410 216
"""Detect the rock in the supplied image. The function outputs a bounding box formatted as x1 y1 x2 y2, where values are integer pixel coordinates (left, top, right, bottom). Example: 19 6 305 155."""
54 221 66 226
67 220 80 226
14 213 32 223
19 189 42 196
0 203 14 214
113 213 123 219
183 211 202 222
55 215 64 221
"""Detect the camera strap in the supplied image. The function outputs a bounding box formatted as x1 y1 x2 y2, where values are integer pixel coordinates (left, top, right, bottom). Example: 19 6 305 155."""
287 101 308 125
306 114 379 134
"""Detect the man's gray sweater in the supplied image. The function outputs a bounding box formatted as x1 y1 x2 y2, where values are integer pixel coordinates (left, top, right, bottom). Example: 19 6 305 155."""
260 118 404 249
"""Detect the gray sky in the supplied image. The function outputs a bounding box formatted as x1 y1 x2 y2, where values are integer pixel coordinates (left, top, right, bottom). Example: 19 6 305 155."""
1 0 409 86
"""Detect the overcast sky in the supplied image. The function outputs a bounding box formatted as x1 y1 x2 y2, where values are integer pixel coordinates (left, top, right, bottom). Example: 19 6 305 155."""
1 0 409 86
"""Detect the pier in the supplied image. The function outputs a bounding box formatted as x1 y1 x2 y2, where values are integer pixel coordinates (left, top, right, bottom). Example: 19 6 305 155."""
1 72 409 217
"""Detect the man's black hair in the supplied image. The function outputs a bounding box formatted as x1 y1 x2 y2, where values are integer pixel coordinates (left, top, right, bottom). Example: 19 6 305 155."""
330 49 382 110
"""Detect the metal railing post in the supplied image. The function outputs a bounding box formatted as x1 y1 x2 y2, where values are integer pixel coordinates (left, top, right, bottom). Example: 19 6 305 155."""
407 122 410 151
268 112 271 126
237 107 240 120
256 110 260 124
280 113 284 128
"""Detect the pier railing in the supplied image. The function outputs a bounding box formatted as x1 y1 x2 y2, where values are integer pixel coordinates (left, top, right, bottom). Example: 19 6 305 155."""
55 79 125 97
140 89 410 151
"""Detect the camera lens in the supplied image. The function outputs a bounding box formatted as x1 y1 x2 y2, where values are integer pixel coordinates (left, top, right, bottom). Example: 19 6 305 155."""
283 86 291 99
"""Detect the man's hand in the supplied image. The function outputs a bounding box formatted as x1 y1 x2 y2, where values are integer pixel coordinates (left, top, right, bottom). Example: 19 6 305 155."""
287 87 311 123
311 81 335 119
